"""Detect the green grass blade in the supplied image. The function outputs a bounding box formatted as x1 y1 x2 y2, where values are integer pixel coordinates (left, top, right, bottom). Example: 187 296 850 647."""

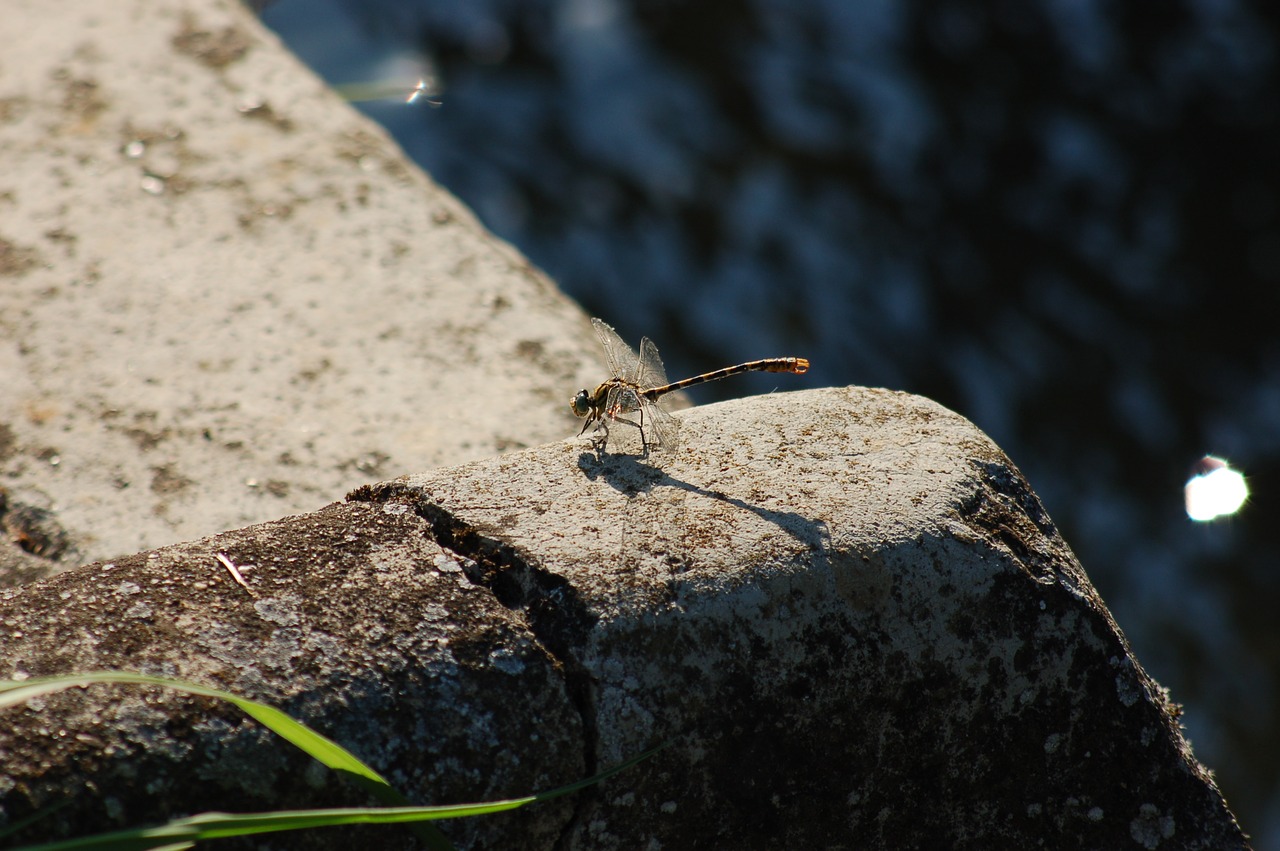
0 672 451 849
0 673 386 788
12 745 670 851
2 673 667 851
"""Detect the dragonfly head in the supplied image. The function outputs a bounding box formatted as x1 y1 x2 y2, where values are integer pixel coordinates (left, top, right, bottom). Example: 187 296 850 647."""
570 389 594 419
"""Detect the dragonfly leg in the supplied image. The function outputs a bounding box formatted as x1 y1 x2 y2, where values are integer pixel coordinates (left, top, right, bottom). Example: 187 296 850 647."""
605 412 645 452
609 415 643 433
636 404 654 452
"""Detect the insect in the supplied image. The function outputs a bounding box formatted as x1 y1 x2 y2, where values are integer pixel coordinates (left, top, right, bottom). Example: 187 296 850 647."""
571 318 809 452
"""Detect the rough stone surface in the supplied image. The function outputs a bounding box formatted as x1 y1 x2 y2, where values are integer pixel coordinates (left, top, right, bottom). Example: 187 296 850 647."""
360 385 1247 850
0 386 1247 849
0 0 600 579
0 500 582 850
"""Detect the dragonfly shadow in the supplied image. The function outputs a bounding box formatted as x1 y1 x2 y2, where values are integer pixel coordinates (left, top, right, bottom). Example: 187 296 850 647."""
575 451 830 551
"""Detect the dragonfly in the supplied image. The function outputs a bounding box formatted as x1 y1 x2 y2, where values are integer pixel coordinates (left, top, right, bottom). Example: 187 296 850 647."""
570 317 810 453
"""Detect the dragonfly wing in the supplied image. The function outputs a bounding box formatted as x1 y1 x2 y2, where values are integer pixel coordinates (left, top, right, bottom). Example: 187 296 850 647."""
643 398 680 451
591 318 640 383
635 335 671 390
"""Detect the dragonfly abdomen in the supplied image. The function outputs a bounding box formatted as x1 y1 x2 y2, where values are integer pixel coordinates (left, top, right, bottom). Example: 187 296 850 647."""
643 357 810 400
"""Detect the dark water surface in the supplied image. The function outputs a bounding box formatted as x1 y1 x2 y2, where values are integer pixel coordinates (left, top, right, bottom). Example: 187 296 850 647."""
262 0 1280 843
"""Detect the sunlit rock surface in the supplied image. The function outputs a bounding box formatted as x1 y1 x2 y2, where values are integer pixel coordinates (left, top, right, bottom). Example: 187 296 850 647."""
0 388 1247 849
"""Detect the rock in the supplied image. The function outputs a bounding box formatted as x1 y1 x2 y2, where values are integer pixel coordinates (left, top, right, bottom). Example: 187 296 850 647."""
0 485 79 586
0 387 1247 849
0 499 582 850
0 0 600 575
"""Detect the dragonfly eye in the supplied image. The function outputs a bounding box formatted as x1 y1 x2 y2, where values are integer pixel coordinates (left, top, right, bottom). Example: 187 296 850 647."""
570 390 593 418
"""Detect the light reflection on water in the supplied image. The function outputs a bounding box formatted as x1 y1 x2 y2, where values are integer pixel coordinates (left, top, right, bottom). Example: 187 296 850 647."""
1186 456 1249 522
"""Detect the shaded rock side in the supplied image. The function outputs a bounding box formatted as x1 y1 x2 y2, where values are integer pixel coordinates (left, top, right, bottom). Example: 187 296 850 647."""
0 386 1248 849
0 502 583 850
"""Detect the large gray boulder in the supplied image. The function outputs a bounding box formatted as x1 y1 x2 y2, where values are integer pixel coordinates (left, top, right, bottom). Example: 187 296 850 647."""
0 387 1247 849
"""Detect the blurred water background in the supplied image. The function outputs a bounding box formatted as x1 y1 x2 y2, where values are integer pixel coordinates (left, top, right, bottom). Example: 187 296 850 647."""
259 0 1280 844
